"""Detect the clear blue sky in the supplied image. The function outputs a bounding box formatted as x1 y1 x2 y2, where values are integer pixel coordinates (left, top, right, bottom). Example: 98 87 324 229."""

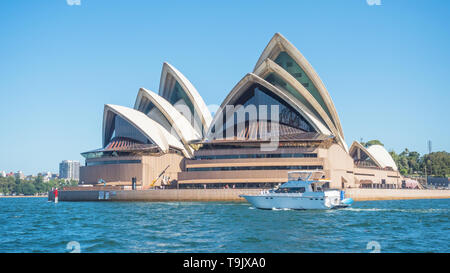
0 0 449 175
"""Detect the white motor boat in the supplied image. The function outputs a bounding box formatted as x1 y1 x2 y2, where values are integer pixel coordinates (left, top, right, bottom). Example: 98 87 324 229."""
240 171 353 210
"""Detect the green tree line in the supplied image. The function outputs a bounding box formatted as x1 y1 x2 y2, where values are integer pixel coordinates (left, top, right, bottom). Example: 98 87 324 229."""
0 175 78 196
390 150 450 177
361 139 449 177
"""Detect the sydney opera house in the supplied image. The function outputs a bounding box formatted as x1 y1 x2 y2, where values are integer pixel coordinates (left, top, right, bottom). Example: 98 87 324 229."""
80 33 402 190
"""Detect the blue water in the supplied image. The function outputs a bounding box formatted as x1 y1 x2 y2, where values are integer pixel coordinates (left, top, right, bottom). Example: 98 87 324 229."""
0 198 448 253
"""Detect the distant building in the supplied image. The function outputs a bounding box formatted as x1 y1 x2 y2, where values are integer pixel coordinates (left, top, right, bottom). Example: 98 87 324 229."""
427 177 449 189
38 171 52 182
25 175 34 181
59 160 80 181
39 171 52 177
0 171 5 178
14 171 25 180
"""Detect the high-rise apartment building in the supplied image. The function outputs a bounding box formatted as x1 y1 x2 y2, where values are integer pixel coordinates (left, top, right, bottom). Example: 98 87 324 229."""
59 160 80 181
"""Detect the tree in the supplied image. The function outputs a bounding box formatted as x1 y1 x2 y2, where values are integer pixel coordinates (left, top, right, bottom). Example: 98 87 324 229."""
35 175 43 184
21 183 37 196
361 139 384 148
421 152 450 177
388 148 449 177
33 180 46 193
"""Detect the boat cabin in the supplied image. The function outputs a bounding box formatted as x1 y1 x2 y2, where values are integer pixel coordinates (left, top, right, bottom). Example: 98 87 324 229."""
273 171 330 193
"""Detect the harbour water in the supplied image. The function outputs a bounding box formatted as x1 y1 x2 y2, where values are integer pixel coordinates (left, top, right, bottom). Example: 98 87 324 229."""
0 198 448 253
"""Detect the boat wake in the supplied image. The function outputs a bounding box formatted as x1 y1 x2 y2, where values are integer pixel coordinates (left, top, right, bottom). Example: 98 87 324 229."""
341 208 448 213
271 207 293 211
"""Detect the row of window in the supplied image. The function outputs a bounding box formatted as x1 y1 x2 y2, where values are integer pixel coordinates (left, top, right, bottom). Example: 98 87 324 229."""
209 84 315 138
275 51 333 121
179 183 280 189
108 115 152 146
275 187 306 193
195 153 317 160
86 160 142 167
186 165 323 172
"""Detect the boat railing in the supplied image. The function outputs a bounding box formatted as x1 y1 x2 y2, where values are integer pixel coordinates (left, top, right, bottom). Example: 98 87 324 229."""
287 170 326 182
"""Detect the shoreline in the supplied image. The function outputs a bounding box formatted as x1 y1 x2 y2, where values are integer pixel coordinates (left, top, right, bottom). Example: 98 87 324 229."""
345 188 450 201
46 188 450 202
0 195 47 198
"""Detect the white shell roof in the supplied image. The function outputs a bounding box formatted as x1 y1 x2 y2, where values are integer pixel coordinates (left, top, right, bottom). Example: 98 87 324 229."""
253 33 345 146
206 73 332 140
135 88 201 157
159 62 213 135
366 144 398 171
254 58 348 152
103 104 186 155
97 33 359 158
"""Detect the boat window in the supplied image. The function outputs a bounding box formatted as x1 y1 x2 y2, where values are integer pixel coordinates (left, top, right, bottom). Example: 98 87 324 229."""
312 184 324 192
275 187 305 193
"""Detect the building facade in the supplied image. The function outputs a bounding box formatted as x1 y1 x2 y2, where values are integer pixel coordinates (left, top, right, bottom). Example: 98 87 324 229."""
59 160 80 181
80 33 402 189
14 171 25 180
427 177 449 189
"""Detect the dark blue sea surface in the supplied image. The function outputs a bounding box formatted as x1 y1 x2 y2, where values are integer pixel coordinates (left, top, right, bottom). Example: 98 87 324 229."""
0 198 448 253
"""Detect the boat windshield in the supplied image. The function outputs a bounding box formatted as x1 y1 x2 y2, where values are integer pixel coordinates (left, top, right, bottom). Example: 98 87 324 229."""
275 187 306 193
288 171 324 181
311 183 323 192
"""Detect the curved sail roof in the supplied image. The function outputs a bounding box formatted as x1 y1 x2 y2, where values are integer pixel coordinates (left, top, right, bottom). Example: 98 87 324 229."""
349 141 398 171
349 141 383 168
366 145 398 171
206 73 332 140
159 62 212 136
254 58 348 151
134 88 201 157
102 104 187 156
253 33 345 142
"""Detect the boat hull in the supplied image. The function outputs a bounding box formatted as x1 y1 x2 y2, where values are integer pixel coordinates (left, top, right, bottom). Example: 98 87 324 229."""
241 195 331 210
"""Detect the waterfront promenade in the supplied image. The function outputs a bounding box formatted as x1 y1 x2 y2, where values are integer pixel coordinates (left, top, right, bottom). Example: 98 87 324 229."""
345 188 450 201
0 195 47 198
48 188 450 202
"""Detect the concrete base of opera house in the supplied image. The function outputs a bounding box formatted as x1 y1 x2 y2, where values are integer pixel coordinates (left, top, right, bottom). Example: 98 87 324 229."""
48 188 450 202
345 188 450 201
